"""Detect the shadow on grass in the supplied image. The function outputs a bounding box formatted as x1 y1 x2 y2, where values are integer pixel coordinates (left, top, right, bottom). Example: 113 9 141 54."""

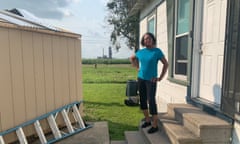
83 100 125 107
84 81 127 84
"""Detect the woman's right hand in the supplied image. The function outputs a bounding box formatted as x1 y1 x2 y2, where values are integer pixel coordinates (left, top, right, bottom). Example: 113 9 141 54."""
129 55 139 69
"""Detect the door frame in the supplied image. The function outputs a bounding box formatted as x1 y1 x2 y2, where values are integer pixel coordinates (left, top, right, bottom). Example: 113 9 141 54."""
221 0 240 118
191 0 203 99
191 0 230 112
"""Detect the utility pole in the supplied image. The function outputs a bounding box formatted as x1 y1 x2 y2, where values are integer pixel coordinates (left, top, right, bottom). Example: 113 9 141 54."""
108 46 112 59
102 48 104 58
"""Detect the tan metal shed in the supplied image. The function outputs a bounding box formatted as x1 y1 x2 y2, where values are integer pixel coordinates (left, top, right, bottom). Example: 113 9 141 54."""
0 10 83 143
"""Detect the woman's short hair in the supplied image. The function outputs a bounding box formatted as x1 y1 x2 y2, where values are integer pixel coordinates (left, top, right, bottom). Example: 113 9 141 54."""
140 32 156 46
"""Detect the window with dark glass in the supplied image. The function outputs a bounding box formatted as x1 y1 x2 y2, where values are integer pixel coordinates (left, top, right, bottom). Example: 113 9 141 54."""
175 35 188 75
174 0 190 79
148 16 155 35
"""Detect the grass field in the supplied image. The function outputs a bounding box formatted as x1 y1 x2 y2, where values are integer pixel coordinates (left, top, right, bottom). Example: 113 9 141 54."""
82 64 143 140
82 64 137 83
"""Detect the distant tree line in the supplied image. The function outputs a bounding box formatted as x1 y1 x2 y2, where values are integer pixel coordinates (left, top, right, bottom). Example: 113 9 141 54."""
82 59 131 64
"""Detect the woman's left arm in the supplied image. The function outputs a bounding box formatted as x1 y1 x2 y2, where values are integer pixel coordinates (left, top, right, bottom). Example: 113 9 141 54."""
157 56 168 81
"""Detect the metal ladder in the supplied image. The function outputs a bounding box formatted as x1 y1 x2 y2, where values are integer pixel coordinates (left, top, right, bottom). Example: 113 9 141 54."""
0 101 91 144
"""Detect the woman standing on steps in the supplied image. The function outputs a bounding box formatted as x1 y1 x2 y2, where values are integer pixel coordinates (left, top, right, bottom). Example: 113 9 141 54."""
130 32 168 134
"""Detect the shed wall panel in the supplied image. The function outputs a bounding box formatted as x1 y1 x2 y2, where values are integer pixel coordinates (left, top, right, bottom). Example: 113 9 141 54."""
75 40 82 101
33 33 46 116
75 40 83 112
52 36 63 108
9 29 26 126
22 31 37 120
68 38 77 102
0 25 82 142
0 27 14 130
43 35 55 112
60 37 71 104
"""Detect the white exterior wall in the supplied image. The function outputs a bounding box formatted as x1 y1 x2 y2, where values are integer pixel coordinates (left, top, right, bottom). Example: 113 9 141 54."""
139 1 187 113
139 19 147 44
156 2 187 113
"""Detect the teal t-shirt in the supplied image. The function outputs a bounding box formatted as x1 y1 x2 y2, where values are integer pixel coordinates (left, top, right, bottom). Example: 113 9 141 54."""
136 48 164 80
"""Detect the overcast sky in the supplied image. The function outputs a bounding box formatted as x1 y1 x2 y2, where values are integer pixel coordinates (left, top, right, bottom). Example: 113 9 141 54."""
0 0 133 58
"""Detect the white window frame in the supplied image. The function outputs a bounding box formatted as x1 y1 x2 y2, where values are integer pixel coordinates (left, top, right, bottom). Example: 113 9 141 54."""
147 14 156 35
173 0 190 81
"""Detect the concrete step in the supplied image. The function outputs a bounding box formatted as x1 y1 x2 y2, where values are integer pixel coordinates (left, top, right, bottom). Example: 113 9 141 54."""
167 103 203 123
159 113 201 144
118 104 231 144
139 121 171 144
183 113 232 143
165 104 232 144
125 131 145 144
163 122 202 144
55 121 110 144
111 140 127 144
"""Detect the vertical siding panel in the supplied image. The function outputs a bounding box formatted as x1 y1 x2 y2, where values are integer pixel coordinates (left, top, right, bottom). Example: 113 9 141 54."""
22 31 36 136
60 37 70 105
0 27 14 130
9 29 26 125
33 33 46 115
43 35 55 112
22 31 37 119
68 38 77 102
52 36 62 108
75 39 82 101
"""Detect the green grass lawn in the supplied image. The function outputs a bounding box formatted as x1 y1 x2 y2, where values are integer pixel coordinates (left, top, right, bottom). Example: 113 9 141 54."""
82 64 143 140
82 64 137 83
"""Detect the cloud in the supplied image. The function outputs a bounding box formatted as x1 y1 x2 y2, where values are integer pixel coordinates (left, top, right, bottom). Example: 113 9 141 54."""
0 0 80 19
53 0 80 7
100 0 109 5
30 0 80 19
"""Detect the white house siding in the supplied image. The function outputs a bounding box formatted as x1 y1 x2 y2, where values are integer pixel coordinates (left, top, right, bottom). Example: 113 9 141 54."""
139 1 187 113
139 18 147 43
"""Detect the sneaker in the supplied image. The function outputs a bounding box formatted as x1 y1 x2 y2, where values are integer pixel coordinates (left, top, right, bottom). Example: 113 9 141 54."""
147 127 158 134
141 122 151 128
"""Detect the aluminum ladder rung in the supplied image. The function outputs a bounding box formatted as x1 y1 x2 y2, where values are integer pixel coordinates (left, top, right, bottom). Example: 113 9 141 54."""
34 120 47 144
61 109 74 133
47 114 61 139
0 136 5 144
16 128 28 144
72 105 85 128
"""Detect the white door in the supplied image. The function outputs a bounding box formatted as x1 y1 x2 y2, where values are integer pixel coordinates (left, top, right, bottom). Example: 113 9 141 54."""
199 0 227 104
